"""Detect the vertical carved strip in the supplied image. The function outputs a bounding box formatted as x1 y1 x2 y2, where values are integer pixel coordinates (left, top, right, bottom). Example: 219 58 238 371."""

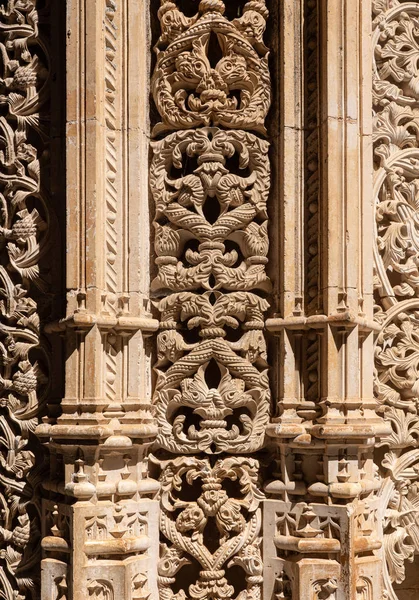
0 1 54 597
105 0 118 314
104 0 119 407
151 1 271 599
265 2 388 599
372 1 419 596
38 1 160 599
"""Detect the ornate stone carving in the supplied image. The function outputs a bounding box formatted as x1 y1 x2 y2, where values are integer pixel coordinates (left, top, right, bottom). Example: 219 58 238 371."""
151 0 270 136
150 126 270 454
154 289 269 453
150 128 270 293
0 1 51 597
374 1 419 595
157 456 263 600
151 2 271 599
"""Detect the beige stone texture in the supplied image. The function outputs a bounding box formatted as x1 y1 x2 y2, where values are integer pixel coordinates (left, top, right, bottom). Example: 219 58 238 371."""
0 0 418 599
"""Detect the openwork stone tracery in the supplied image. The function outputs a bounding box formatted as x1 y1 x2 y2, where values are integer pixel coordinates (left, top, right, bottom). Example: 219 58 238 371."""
151 1 270 598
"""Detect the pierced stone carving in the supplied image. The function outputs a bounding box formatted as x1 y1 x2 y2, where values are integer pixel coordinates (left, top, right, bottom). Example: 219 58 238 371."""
0 1 51 597
151 0 270 136
151 125 271 454
150 127 270 293
381 449 419 588
374 4 419 107
152 0 271 595
158 456 263 600
154 290 270 454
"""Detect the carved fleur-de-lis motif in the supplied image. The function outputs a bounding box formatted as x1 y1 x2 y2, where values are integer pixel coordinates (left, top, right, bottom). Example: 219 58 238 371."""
154 290 269 454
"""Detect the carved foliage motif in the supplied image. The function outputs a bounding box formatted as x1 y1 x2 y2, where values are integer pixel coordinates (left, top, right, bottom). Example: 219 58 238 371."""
152 3 270 599
150 128 270 293
152 0 270 135
158 456 263 600
151 127 270 454
0 0 51 597
373 1 419 595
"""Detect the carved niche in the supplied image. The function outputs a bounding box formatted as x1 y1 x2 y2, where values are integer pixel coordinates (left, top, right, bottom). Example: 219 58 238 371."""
151 1 271 599
373 0 419 596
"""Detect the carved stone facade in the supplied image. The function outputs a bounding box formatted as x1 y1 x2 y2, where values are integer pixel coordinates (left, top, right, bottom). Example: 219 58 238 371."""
0 0 418 599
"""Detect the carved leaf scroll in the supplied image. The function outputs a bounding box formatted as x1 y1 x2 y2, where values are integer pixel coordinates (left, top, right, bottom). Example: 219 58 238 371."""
373 1 419 596
151 2 271 600
0 1 52 598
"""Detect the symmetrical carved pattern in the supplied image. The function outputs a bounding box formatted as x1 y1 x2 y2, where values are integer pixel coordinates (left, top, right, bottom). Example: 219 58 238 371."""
0 0 52 597
151 2 270 599
152 0 270 136
373 0 419 595
158 456 263 600
151 127 270 454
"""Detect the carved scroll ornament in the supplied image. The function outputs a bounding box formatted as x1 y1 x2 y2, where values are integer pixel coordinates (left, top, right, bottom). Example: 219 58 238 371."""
157 456 263 600
151 0 270 136
373 0 419 595
151 2 271 600
151 126 270 454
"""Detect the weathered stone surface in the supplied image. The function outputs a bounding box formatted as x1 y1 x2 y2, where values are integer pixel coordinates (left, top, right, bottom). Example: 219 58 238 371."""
0 0 418 599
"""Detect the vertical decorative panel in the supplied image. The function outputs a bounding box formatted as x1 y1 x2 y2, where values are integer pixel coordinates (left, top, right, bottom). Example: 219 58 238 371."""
373 0 419 596
0 1 57 597
150 1 271 599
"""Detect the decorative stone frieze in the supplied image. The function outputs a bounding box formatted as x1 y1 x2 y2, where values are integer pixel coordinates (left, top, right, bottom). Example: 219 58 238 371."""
150 126 271 454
